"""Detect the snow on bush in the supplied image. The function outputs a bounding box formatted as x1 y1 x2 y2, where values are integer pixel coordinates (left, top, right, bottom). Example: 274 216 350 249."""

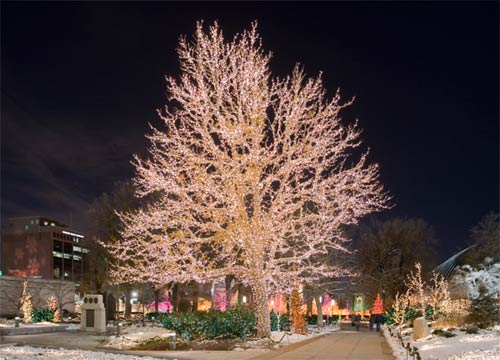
456 262 500 299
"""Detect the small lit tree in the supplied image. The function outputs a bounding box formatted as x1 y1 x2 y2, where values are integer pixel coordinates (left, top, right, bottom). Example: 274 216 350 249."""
391 290 409 326
406 262 427 316
53 308 62 323
428 271 450 319
19 280 33 323
47 295 58 311
372 293 384 314
106 22 390 337
290 287 306 334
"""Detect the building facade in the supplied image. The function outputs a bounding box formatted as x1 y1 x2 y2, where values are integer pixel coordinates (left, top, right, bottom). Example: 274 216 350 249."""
1 216 88 283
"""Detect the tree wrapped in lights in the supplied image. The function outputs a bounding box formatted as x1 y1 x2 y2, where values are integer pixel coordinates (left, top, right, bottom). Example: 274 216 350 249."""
47 295 58 311
391 290 410 326
428 271 449 319
270 294 287 315
105 22 390 337
290 287 306 334
372 293 384 315
19 280 33 323
406 262 427 316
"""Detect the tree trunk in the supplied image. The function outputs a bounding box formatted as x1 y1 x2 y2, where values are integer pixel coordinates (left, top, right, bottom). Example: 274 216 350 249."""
125 290 132 318
237 284 243 305
210 281 216 310
154 288 160 313
171 284 179 312
192 284 199 312
225 275 234 308
252 278 270 338
306 296 313 317
315 294 323 327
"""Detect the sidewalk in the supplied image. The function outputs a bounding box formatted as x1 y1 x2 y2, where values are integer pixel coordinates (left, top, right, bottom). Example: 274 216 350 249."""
249 327 394 360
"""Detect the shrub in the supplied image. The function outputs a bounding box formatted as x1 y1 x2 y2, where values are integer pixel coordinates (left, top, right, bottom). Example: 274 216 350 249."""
405 307 423 323
31 309 55 323
382 313 391 324
467 287 500 328
306 314 317 325
145 312 167 322
463 326 479 334
270 312 278 331
271 312 291 331
305 314 337 326
432 315 468 330
279 313 291 330
433 329 456 338
162 307 255 340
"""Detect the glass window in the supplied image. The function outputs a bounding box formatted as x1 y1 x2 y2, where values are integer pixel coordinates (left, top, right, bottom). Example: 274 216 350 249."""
73 257 82 282
25 225 29 230
64 257 72 280
35 219 39 224
53 239 63 280
53 255 62 280
63 242 73 281
54 240 62 252
64 242 73 253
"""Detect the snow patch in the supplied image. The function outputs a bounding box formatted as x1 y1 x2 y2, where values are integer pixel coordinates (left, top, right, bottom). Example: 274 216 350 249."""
0 345 163 359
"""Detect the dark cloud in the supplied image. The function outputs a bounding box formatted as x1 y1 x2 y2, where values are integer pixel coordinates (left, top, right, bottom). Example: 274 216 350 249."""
1 93 144 231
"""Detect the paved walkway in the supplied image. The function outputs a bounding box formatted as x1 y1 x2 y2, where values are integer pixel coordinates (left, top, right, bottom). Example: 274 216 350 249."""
250 327 394 360
0 325 394 360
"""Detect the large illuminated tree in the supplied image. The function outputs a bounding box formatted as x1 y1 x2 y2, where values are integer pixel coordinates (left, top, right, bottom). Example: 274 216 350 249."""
106 22 390 337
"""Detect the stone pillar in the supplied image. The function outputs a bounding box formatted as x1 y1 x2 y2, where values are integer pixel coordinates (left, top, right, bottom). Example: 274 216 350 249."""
81 294 106 333
413 316 430 340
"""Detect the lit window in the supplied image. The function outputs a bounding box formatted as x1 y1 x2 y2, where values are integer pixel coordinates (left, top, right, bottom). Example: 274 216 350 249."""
52 251 64 258
25 225 29 231
35 219 39 224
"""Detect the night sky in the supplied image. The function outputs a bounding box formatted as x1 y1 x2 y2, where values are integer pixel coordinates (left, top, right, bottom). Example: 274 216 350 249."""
2 2 498 261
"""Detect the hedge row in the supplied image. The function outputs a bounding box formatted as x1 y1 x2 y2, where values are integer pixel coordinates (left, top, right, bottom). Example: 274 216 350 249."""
162 307 255 340
31 309 55 322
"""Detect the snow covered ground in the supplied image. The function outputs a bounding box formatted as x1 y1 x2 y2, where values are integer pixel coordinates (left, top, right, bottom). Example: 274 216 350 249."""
0 345 162 360
104 326 176 349
0 324 340 359
103 324 339 350
0 321 66 328
383 326 500 360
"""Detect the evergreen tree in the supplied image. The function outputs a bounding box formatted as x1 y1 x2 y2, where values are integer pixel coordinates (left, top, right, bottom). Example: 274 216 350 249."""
291 288 306 334
467 286 500 328
372 293 384 314
20 280 33 323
